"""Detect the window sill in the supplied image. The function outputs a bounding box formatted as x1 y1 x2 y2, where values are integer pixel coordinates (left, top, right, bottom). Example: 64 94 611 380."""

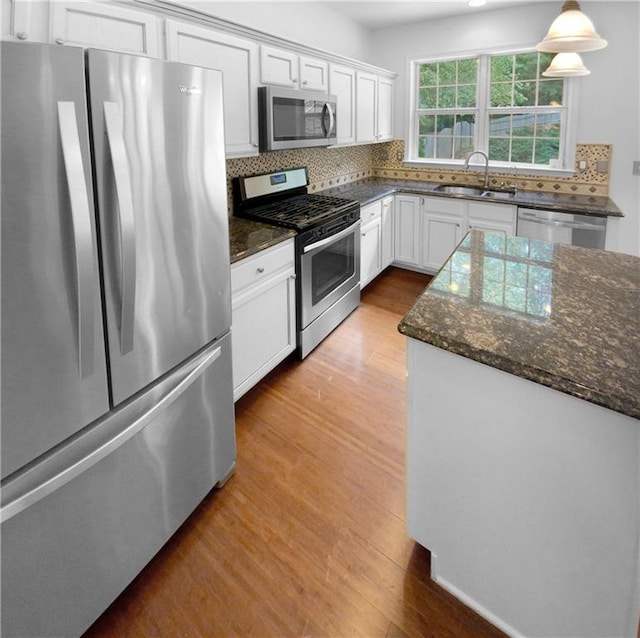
401 159 576 178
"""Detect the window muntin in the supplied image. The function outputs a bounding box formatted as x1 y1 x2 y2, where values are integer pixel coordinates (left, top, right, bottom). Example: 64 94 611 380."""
412 51 569 169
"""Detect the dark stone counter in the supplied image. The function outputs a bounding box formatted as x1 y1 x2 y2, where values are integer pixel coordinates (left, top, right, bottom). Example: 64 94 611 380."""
320 178 623 217
229 217 296 264
398 230 640 418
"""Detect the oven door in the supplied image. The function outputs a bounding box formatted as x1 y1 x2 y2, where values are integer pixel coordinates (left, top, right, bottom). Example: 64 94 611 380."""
299 220 360 329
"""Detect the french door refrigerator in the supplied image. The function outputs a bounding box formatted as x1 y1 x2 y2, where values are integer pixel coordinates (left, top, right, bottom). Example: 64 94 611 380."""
1 40 236 637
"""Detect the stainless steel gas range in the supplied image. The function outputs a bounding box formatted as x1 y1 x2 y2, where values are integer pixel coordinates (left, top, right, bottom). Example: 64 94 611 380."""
233 167 360 358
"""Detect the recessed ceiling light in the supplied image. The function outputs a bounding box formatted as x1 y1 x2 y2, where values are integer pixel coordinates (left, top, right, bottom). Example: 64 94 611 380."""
468 0 487 7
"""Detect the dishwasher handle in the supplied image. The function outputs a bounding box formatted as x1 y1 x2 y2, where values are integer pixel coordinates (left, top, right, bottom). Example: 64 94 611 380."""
518 210 606 231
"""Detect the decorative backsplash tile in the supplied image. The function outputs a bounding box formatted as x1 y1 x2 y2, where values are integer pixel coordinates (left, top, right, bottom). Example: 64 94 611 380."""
226 140 611 212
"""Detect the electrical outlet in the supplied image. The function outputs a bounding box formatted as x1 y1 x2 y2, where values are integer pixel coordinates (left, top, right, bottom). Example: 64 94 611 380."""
578 160 588 172
633 161 640 176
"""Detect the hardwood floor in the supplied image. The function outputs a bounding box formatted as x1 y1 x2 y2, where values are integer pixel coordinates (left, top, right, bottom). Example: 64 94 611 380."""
84 267 506 638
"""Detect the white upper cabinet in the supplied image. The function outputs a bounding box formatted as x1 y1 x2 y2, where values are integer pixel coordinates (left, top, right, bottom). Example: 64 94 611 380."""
299 55 329 92
377 76 394 142
329 64 356 145
356 71 394 143
50 0 159 55
260 45 299 87
260 45 328 92
165 20 259 158
356 71 377 143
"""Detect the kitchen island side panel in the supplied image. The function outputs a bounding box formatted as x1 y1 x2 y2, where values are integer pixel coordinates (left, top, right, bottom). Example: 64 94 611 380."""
406 339 640 638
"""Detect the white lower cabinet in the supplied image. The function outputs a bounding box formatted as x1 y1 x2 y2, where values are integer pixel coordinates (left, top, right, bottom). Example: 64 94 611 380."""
360 201 383 289
421 197 465 271
393 195 421 269
231 239 296 401
467 200 517 237
381 196 394 269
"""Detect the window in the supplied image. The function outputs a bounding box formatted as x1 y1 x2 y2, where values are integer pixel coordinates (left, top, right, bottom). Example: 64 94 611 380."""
411 50 572 170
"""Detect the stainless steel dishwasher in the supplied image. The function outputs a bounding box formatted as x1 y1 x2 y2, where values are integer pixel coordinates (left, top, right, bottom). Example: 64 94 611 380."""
516 208 607 249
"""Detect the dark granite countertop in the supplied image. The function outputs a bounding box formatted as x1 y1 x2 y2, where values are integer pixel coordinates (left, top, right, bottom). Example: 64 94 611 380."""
229 217 296 264
398 231 640 419
319 178 623 217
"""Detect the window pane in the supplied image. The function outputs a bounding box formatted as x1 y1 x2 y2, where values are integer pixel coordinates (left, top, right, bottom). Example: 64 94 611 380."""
418 114 435 135
419 87 437 108
489 113 512 137
488 137 510 162
515 81 536 106
534 138 560 165
419 63 437 86
514 52 539 81
491 55 513 82
538 79 563 105
457 84 476 108
458 58 477 84
436 114 454 133
438 86 456 108
418 136 435 158
535 112 561 138
490 82 513 107
438 61 456 84
512 113 536 137
512 138 534 163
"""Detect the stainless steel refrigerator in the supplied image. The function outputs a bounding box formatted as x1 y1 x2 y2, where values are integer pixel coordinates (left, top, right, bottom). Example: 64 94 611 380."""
1 40 236 637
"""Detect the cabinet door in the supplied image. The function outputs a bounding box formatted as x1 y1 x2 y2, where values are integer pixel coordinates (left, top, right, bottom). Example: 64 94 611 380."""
381 196 394 268
166 20 259 158
50 0 159 55
329 63 356 145
377 76 394 141
260 45 298 87
360 217 382 289
467 201 516 236
231 242 296 401
394 196 421 266
300 55 328 92
421 214 464 271
356 70 377 143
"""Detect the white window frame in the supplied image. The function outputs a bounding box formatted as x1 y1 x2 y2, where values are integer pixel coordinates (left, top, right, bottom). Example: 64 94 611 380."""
405 46 579 176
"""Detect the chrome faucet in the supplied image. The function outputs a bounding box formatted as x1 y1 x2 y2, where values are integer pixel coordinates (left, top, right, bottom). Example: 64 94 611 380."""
463 150 489 189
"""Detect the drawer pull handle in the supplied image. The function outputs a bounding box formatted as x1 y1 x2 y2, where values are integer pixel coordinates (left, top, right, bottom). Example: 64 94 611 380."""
256 267 265 274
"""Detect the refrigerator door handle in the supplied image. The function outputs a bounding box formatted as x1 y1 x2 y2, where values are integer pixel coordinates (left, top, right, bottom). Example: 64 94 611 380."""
0 342 223 523
57 101 95 378
103 101 136 355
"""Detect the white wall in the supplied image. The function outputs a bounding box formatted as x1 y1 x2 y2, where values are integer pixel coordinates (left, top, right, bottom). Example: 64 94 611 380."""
369 1 640 257
177 1 370 60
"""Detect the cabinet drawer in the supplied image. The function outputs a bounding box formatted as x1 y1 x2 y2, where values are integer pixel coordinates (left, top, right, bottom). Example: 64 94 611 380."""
360 200 382 225
231 239 294 294
468 201 516 223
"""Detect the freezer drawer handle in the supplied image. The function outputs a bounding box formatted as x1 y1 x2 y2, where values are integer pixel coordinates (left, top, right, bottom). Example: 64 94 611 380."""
57 101 95 378
103 101 136 355
0 343 223 523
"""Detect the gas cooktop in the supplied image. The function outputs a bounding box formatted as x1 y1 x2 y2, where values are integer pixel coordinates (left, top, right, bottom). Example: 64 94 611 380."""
233 168 359 231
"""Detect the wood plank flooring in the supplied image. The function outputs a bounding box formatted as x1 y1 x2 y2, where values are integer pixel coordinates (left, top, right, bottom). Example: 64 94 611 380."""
84 267 506 638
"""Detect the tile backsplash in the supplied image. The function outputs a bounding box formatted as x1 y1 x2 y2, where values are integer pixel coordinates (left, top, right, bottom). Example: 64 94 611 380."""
226 140 611 211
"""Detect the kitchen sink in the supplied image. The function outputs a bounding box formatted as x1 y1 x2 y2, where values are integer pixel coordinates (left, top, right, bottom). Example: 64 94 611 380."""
434 184 486 197
434 184 516 200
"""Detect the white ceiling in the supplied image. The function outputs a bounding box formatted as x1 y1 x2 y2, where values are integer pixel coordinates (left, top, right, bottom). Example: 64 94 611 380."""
319 0 556 29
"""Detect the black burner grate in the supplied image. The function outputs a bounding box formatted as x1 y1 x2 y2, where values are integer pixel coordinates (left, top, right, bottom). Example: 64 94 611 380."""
242 194 357 230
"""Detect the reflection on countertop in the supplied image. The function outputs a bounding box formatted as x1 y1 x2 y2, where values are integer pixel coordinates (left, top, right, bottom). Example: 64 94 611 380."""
398 230 640 418
229 217 296 263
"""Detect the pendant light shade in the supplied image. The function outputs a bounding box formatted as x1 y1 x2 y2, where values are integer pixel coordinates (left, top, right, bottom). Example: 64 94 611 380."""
542 52 591 77
537 1 607 53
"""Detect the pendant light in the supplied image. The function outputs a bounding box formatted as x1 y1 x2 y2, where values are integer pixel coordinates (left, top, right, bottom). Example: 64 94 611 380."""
542 52 591 77
537 0 607 53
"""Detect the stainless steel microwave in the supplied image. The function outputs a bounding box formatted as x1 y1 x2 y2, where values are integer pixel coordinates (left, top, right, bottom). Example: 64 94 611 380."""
258 86 337 152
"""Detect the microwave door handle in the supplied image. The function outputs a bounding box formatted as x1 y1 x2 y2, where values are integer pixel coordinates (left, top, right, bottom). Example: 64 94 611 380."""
323 102 335 138
57 101 95 378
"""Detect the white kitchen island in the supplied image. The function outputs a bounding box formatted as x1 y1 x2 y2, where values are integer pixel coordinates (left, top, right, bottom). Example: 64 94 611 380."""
399 231 640 638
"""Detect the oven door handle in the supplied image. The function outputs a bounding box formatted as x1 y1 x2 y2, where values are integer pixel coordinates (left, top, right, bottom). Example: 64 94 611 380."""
303 220 360 254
